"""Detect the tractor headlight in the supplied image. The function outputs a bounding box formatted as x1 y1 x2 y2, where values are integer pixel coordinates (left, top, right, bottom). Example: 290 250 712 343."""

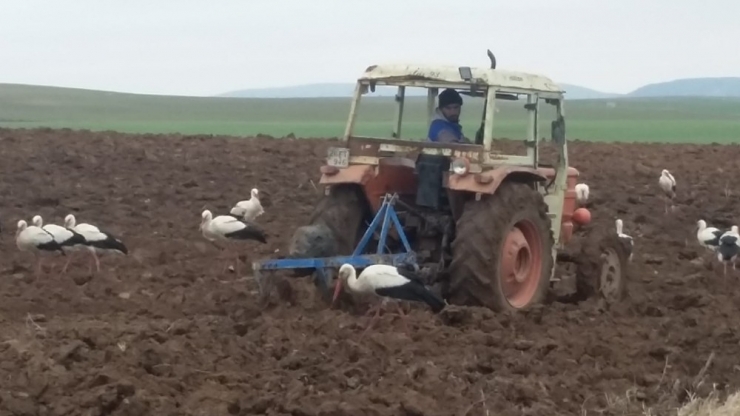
451 158 469 175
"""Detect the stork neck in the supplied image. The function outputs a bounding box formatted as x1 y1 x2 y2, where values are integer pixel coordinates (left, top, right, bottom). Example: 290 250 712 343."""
346 269 360 292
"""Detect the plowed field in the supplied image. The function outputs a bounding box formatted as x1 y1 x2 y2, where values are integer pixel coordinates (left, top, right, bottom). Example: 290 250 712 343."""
1 128 739 416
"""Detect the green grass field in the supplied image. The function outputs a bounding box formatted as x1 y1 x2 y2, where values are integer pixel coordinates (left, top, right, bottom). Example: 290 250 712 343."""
1 83 739 143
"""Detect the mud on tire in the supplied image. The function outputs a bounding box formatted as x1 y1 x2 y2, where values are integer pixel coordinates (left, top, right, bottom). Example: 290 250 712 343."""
446 181 555 311
308 184 370 254
297 184 370 303
575 231 630 304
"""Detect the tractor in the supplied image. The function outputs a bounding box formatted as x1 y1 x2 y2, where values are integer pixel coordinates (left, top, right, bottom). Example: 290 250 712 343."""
252 50 630 312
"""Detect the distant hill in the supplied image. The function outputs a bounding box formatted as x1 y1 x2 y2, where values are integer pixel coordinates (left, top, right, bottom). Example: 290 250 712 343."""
629 77 740 97
220 77 740 100
2 82 739 143
560 84 621 99
217 83 422 98
218 82 618 100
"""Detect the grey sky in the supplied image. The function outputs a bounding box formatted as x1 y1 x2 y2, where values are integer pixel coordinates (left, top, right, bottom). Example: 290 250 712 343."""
2 0 738 97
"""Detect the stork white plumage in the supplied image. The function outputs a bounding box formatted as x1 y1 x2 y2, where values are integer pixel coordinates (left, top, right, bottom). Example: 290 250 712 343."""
615 219 634 262
332 263 446 336
230 188 264 222
63 214 128 274
200 209 267 276
696 219 723 252
15 219 65 276
31 215 88 274
575 183 589 205
717 225 740 278
658 169 677 213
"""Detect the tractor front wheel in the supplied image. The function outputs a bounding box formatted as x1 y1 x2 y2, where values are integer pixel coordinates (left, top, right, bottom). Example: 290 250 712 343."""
446 181 554 312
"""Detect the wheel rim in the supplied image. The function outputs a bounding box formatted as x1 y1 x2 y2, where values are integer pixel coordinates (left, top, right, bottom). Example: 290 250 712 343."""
499 220 543 308
599 248 622 301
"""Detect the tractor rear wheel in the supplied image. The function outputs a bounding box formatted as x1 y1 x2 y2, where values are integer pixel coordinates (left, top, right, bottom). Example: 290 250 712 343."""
306 184 370 300
446 181 554 312
309 184 370 253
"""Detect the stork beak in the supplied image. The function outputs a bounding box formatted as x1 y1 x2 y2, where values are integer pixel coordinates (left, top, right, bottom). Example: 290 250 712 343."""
332 278 343 306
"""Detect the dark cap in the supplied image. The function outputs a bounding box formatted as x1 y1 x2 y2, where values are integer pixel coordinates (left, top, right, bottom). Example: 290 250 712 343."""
438 88 463 108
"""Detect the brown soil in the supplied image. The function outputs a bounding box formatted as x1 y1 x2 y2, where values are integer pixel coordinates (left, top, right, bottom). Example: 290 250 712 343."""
1 127 740 416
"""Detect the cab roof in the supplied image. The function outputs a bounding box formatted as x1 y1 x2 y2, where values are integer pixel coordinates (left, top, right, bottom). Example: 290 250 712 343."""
358 64 564 95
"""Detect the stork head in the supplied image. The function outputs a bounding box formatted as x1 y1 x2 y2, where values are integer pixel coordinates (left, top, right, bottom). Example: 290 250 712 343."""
661 169 670 177
615 218 623 234
251 188 259 198
200 210 212 229
31 215 43 227
733 225 739 234
332 264 356 305
16 220 27 237
697 219 707 231
64 214 76 228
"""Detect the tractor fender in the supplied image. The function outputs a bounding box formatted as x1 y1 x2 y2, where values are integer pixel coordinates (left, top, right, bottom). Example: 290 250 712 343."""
318 165 375 185
447 166 547 195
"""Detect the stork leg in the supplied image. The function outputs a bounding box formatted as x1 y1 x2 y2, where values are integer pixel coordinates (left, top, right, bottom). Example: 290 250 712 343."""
219 244 231 274
93 250 101 272
61 251 76 274
234 244 242 277
363 303 381 317
35 254 44 278
360 303 384 340
395 302 410 333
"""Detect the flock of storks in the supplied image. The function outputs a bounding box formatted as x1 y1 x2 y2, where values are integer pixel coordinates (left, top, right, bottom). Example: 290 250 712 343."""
10 168 740 334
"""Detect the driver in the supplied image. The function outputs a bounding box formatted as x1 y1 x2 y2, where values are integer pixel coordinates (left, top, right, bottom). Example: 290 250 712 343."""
427 88 470 143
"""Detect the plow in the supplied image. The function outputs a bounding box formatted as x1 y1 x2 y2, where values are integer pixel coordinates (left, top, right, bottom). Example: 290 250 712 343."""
253 193 417 299
252 50 632 311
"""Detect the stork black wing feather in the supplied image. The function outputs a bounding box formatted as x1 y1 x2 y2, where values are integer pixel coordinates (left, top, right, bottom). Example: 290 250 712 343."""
394 264 425 284
224 222 268 244
375 281 445 313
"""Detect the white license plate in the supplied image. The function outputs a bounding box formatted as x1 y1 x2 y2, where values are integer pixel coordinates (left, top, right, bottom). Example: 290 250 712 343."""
327 147 349 168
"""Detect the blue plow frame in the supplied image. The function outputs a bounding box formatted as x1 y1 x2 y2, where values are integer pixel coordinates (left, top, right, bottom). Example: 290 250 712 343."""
251 193 418 296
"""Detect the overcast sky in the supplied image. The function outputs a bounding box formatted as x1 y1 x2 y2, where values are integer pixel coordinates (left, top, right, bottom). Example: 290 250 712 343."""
1 0 737 97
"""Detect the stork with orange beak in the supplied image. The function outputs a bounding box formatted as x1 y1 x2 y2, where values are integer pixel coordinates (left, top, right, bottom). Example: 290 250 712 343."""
332 263 446 336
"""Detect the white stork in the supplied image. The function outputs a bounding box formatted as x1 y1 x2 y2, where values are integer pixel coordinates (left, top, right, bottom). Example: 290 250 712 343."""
697 219 723 252
230 188 264 222
200 209 267 276
15 219 65 276
615 218 634 262
63 214 128 273
658 169 677 213
575 183 589 205
717 225 740 277
332 263 445 336
696 219 723 268
31 215 88 273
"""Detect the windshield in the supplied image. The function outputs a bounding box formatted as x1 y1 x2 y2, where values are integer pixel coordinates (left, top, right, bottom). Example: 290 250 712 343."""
348 84 541 159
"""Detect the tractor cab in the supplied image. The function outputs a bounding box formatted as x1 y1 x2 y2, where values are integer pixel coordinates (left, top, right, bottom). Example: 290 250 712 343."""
320 51 581 249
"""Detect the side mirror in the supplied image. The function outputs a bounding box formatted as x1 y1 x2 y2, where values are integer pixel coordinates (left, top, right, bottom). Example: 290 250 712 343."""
551 115 565 144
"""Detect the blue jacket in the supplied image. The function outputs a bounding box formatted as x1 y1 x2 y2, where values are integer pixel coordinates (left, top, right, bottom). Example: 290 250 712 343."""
427 108 465 143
